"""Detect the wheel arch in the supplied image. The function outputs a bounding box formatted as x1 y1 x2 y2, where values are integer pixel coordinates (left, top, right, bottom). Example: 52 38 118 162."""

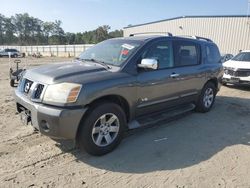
85 95 130 122
206 78 218 91
76 94 130 143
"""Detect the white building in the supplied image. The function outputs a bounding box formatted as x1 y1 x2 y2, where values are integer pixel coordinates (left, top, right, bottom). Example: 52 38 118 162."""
123 15 250 55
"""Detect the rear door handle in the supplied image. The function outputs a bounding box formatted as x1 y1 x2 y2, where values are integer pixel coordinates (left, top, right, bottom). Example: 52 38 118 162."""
170 73 180 78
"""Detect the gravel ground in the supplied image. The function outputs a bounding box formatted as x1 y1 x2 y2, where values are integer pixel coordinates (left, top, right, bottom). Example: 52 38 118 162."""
0 57 250 188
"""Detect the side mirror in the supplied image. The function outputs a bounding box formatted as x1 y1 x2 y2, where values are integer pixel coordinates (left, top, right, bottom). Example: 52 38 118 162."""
138 58 158 70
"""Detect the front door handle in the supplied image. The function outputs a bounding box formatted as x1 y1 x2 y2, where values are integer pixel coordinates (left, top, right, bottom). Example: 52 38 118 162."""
170 73 180 78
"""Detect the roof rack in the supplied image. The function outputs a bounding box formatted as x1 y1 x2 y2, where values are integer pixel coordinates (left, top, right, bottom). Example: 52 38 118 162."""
129 32 173 37
177 35 213 42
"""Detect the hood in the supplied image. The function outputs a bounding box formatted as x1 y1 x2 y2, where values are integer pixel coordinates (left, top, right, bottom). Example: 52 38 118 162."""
24 61 112 84
223 60 250 70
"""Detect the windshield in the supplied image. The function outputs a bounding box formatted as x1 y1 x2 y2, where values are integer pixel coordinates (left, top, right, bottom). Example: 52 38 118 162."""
232 52 250 62
79 39 142 67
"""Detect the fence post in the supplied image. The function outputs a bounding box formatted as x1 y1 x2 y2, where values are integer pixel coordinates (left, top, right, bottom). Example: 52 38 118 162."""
73 45 76 57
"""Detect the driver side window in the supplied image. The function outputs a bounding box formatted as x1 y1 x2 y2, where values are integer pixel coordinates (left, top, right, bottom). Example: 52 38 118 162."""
141 40 174 69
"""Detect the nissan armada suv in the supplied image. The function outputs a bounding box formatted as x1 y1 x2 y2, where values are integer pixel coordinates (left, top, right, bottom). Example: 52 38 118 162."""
14 34 223 156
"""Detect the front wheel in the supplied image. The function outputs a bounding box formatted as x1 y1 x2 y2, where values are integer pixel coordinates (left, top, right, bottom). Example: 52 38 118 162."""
195 82 216 113
10 79 15 87
77 102 126 156
222 81 227 86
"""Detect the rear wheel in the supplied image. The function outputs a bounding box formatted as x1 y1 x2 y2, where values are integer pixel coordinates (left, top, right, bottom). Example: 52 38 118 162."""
195 82 216 113
77 102 126 156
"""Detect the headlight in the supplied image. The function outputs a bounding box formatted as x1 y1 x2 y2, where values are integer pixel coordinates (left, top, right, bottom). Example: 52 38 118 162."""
43 83 82 104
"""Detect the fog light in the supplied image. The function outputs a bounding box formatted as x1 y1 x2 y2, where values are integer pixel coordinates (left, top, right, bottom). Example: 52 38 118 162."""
40 120 50 132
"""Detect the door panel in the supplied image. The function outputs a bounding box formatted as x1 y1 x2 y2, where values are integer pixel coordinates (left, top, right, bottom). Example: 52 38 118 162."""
172 41 205 100
136 68 189 116
135 40 206 116
135 40 176 116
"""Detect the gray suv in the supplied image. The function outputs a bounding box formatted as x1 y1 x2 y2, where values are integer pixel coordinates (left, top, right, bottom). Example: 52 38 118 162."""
14 35 223 155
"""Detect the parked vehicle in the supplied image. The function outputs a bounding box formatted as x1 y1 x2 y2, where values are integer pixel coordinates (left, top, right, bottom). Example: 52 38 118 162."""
221 53 234 63
14 34 223 156
0 48 21 58
222 50 250 85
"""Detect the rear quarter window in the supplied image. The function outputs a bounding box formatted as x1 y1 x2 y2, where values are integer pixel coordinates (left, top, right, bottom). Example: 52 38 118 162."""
206 44 221 64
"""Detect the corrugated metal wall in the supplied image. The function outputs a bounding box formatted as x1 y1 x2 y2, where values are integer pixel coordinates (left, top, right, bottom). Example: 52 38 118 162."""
124 17 250 55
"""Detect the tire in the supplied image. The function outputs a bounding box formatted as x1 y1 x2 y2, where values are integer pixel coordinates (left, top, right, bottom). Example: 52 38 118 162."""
77 102 126 156
195 82 216 113
222 82 227 86
10 79 15 87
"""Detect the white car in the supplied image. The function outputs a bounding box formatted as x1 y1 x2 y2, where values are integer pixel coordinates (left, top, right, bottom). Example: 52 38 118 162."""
222 50 250 85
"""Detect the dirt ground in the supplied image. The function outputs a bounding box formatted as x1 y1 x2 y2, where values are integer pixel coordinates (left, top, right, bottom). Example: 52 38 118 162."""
0 57 250 188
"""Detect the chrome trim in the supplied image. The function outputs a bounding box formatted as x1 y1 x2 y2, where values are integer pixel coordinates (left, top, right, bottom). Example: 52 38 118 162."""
180 91 198 98
138 58 158 70
137 96 179 108
17 77 47 103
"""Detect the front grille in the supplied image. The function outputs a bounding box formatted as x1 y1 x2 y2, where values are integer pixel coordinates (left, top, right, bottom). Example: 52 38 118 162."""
19 78 45 101
23 79 33 94
235 70 250 77
224 69 250 77
34 84 44 99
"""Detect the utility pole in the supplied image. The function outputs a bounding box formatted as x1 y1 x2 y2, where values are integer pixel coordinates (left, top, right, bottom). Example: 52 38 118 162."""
247 0 250 53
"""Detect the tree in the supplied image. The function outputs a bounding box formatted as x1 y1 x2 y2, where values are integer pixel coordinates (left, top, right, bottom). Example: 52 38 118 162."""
65 32 76 44
42 22 55 45
109 29 123 38
48 20 66 45
94 25 110 43
0 13 123 45
0 14 5 44
4 17 16 44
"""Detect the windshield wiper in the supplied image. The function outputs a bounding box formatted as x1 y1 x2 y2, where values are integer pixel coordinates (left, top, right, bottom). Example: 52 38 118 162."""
82 58 111 69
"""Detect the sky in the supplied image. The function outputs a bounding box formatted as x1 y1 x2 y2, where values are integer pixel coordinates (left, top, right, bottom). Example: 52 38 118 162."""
0 0 249 32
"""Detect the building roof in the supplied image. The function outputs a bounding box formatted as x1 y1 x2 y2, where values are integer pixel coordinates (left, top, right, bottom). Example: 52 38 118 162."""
124 15 249 29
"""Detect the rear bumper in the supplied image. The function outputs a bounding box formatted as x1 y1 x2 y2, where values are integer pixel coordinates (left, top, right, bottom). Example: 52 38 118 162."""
14 89 88 139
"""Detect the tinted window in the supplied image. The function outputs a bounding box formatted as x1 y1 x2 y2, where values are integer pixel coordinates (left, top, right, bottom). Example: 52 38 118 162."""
5 49 17 52
141 41 173 69
173 41 200 67
232 52 250 62
206 44 221 63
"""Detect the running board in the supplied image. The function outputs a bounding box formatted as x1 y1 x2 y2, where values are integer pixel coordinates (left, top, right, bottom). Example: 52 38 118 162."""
128 103 195 129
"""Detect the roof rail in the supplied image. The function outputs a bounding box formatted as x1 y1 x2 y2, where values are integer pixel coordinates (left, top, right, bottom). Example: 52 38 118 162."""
177 35 213 42
129 32 173 37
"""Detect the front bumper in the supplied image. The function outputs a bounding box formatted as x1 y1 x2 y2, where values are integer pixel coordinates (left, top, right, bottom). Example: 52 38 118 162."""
222 74 250 85
14 89 88 139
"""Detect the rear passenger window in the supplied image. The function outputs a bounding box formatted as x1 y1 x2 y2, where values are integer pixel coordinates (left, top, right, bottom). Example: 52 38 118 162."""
206 44 221 64
173 41 200 67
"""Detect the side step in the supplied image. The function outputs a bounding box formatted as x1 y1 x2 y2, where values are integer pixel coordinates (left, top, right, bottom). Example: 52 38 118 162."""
128 103 195 129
